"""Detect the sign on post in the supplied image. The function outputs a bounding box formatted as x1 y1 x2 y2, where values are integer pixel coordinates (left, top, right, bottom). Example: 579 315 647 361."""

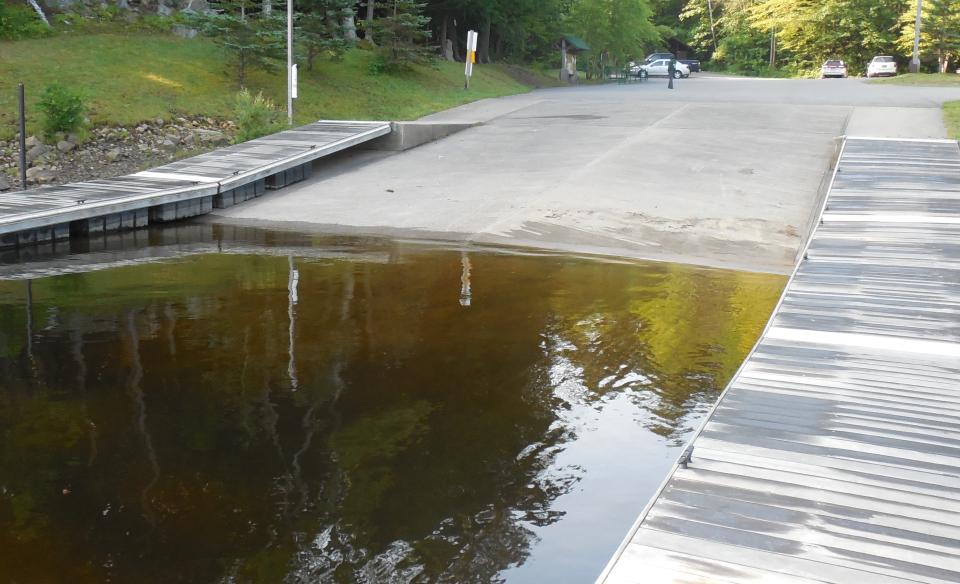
291 63 298 99
464 30 478 89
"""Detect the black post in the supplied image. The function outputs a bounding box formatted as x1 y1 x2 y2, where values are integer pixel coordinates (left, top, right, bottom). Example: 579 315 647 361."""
18 82 27 190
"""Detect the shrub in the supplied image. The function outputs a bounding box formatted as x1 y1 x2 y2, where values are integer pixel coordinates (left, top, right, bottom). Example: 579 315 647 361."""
233 89 282 143
0 3 50 40
37 83 86 138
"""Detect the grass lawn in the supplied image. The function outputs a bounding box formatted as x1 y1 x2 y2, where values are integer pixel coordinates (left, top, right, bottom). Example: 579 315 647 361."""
868 73 960 86
0 33 558 139
944 101 960 140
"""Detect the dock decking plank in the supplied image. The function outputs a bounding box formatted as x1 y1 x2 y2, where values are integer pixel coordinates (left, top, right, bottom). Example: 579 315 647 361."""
0 120 390 235
598 137 960 584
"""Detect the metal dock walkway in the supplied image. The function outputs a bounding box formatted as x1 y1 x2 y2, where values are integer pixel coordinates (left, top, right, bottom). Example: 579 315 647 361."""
598 137 960 584
0 120 389 247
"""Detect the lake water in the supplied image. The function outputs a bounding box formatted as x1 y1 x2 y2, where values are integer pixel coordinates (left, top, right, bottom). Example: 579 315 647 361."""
0 225 784 583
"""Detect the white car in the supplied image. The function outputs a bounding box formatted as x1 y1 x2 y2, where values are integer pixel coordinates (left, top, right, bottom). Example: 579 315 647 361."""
821 59 847 78
866 56 897 78
632 59 690 79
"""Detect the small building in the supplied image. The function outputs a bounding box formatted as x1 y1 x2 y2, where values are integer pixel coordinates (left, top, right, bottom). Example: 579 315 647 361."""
559 35 589 84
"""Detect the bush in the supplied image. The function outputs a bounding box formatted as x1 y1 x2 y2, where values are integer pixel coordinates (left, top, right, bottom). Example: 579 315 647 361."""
233 89 282 143
0 3 50 40
37 83 86 138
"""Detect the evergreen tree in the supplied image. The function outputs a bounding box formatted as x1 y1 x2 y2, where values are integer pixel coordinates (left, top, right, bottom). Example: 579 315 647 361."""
369 0 433 71
297 0 356 70
188 0 286 86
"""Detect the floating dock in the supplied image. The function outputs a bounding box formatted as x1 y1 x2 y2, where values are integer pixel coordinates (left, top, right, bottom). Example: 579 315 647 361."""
598 137 960 584
0 120 390 249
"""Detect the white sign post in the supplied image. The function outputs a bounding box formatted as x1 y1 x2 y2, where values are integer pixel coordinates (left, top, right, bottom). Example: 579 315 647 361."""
464 30 478 89
286 0 294 125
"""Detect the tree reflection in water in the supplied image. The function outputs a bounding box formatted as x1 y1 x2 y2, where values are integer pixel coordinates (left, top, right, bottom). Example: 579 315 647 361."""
0 229 783 583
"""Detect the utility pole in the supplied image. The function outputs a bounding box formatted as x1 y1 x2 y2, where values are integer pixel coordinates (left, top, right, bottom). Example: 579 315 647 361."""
287 0 294 125
706 0 717 52
910 0 923 73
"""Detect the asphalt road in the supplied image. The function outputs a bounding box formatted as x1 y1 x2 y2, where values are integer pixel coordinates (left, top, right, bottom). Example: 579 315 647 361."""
213 76 960 273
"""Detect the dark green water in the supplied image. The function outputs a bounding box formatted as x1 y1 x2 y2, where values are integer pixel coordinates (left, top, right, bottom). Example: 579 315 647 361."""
0 226 784 583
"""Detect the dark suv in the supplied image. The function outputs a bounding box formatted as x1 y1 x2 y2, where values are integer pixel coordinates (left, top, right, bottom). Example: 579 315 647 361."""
643 52 675 64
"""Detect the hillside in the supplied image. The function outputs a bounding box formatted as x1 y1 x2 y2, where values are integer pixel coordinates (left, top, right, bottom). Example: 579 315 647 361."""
0 32 558 140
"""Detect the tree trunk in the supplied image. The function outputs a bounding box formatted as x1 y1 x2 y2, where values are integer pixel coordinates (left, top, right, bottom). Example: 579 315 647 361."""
363 0 376 42
478 16 491 64
440 15 454 61
450 17 462 61
262 0 271 15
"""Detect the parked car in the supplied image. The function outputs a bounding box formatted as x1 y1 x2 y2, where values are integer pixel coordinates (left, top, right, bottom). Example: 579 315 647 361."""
632 59 690 79
643 52 676 64
820 59 847 78
866 56 897 78
679 59 701 73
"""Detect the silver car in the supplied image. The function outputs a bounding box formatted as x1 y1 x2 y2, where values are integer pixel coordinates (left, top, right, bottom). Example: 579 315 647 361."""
821 59 847 78
632 59 690 79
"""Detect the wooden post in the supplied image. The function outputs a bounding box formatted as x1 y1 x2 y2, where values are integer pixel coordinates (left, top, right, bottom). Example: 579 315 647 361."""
560 38 567 82
18 82 27 190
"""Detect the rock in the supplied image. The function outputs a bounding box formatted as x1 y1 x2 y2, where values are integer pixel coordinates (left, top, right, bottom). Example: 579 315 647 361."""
57 140 76 153
26 167 57 184
0 175 9 191
156 118 165 127
181 0 210 12
105 148 122 162
25 145 48 165
183 132 196 146
24 136 42 148
172 24 198 39
67 133 80 143
161 139 177 151
196 129 226 144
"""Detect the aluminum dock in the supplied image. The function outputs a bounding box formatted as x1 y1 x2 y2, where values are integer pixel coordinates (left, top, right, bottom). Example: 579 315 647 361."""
0 120 390 248
598 137 960 584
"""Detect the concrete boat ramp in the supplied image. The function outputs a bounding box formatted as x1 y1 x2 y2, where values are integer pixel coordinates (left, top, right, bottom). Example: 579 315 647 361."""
598 137 960 583
3 103 960 582
0 120 390 249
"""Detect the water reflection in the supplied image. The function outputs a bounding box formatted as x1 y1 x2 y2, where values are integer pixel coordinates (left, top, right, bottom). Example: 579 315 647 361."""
0 226 784 583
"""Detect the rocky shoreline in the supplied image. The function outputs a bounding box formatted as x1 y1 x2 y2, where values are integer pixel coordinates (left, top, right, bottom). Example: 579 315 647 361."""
0 116 237 192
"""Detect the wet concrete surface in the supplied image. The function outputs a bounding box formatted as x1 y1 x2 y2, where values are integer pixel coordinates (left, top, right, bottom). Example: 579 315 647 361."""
212 76 960 274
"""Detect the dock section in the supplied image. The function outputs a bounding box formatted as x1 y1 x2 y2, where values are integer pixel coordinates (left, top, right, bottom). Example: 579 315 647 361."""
598 137 960 584
0 121 390 248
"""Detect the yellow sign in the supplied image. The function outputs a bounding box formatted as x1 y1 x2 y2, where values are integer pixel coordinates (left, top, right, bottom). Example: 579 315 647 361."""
470 51 476 64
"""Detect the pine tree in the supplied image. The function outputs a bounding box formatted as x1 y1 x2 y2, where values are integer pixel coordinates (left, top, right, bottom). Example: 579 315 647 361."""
297 0 356 70
188 0 286 86
369 0 433 71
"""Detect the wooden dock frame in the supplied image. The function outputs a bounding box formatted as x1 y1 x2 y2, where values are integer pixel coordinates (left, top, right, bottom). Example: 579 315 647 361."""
0 121 389 252
598 136 960 584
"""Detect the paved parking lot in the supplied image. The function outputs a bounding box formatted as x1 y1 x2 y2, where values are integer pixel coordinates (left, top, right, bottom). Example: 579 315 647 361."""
214 76 960 273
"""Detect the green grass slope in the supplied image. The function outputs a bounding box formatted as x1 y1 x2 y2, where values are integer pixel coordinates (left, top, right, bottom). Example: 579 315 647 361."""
868 73 960 86
0 33 557 139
